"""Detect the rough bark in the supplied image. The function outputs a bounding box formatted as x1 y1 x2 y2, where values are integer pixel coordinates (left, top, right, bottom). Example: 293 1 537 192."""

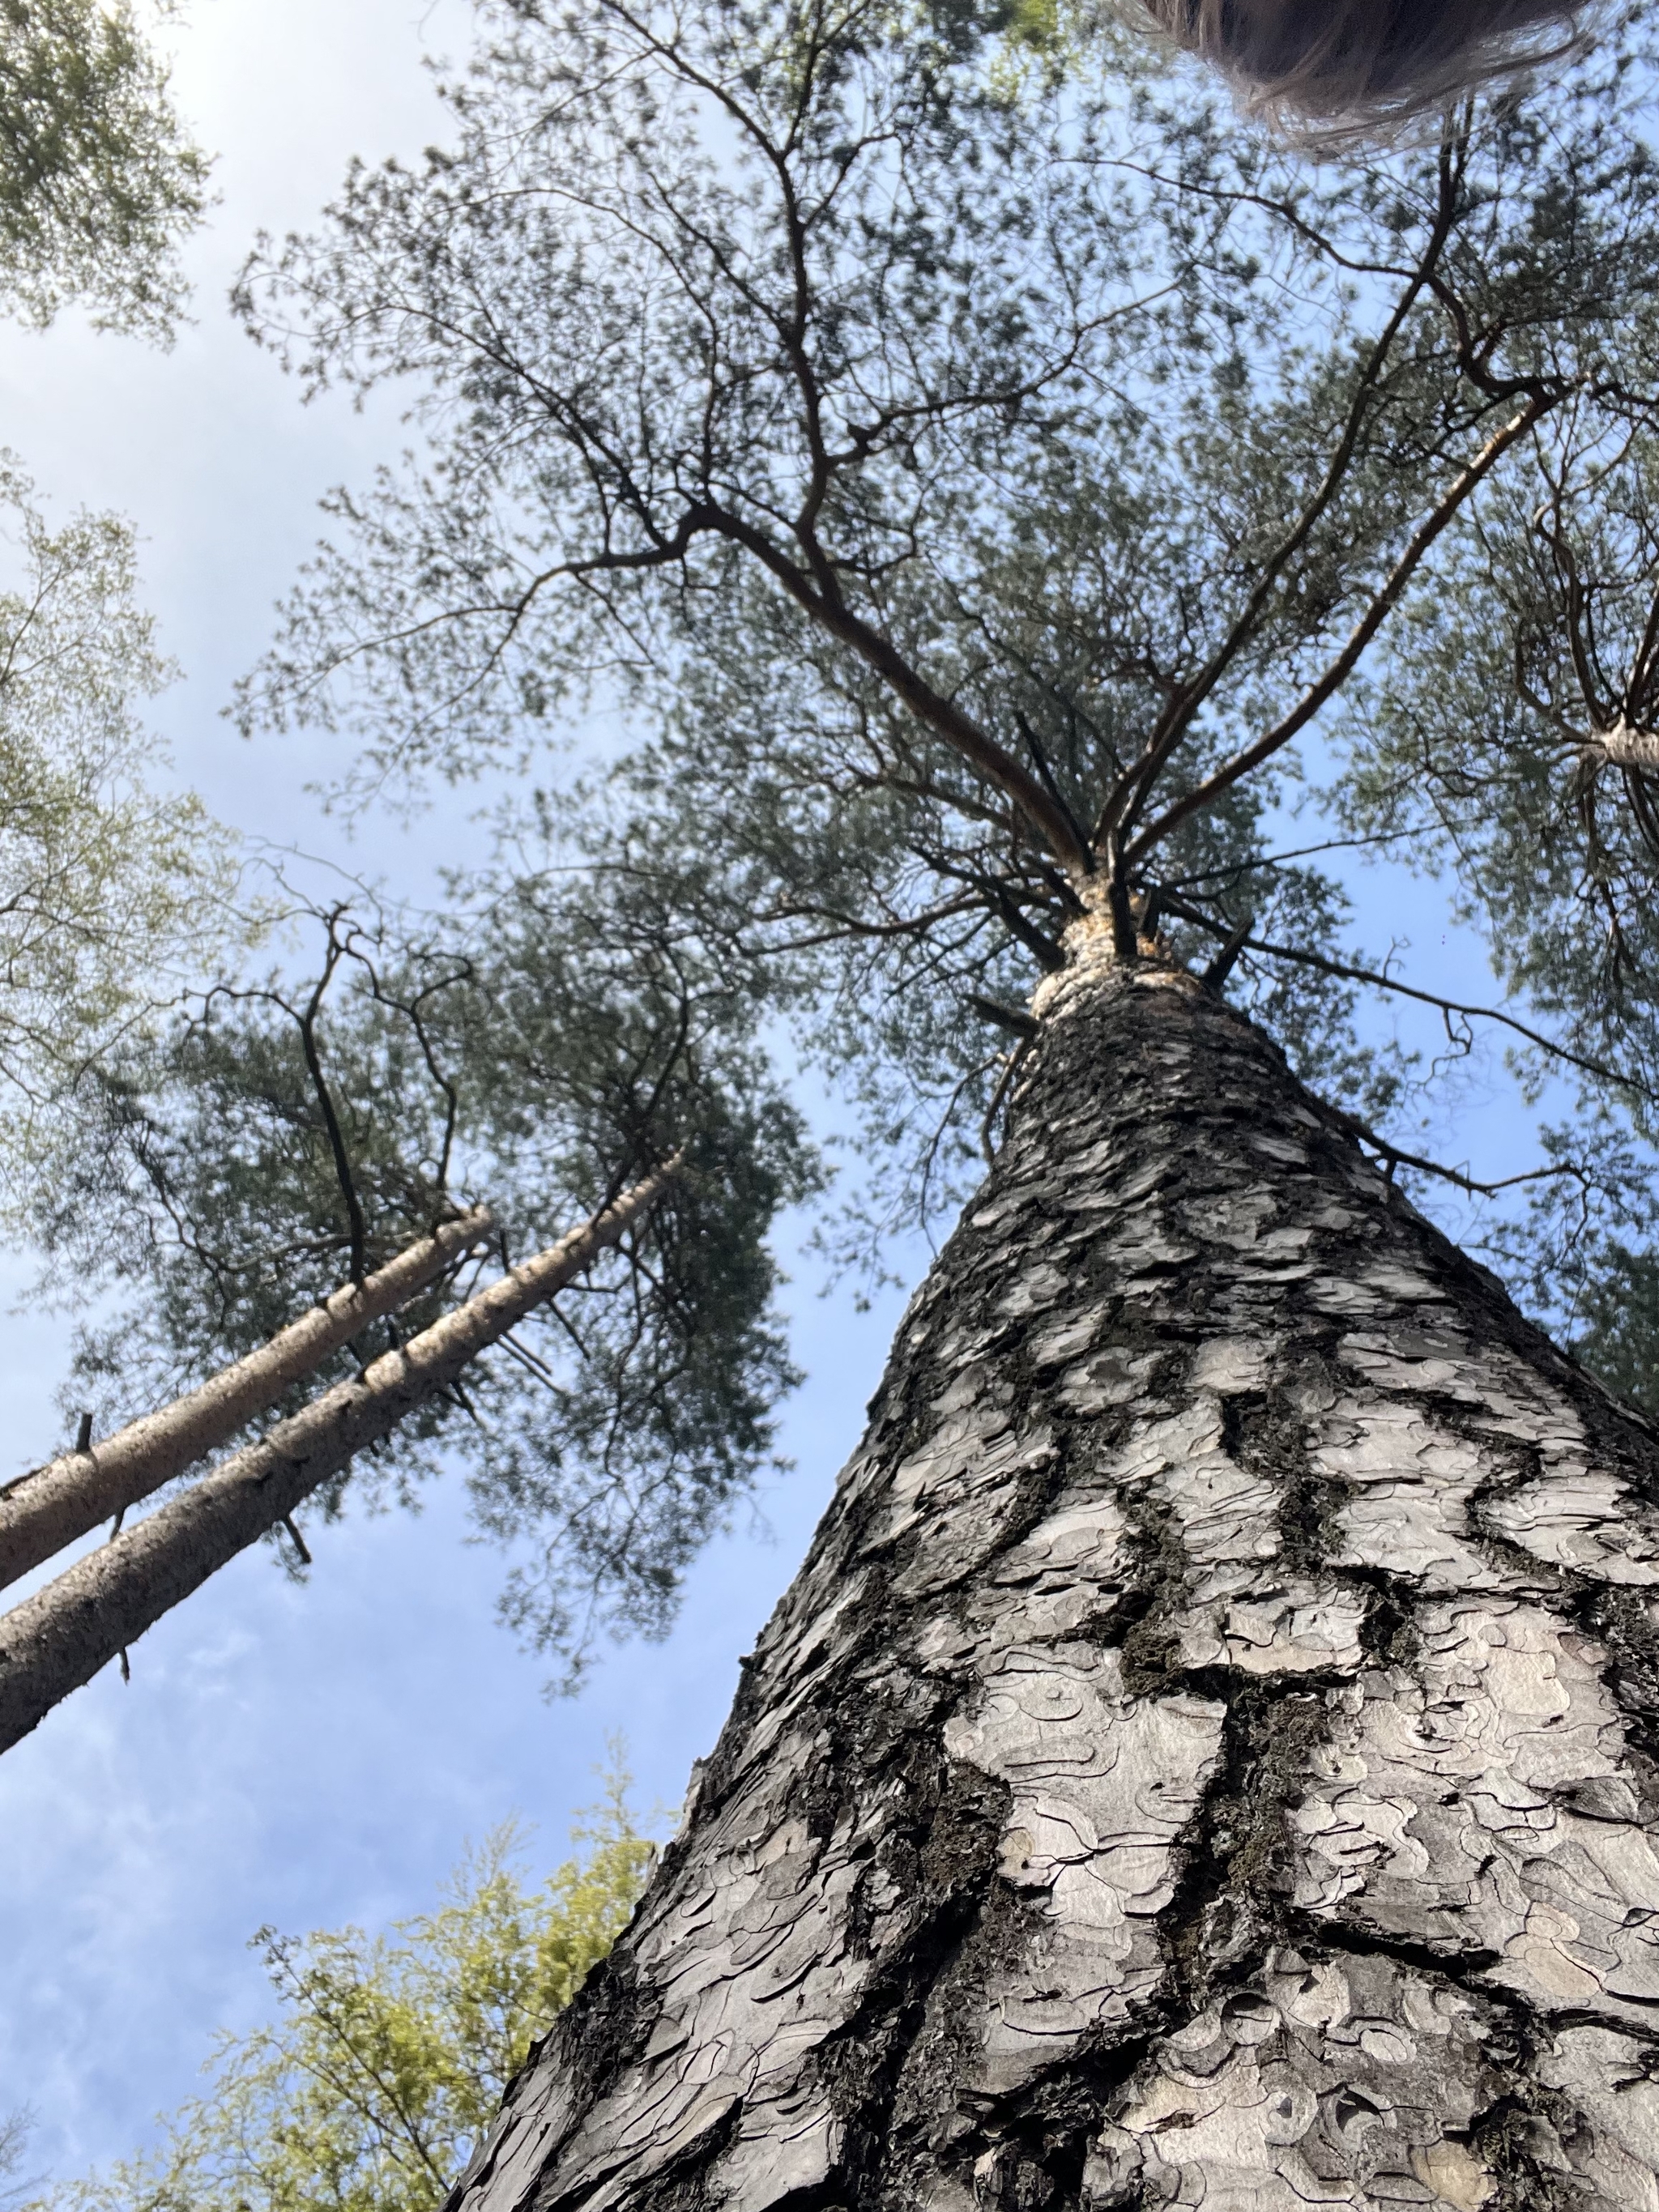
1592 723 1659 775
0 1206 495 1593
451 928 1659 2212
0 1163 676 1756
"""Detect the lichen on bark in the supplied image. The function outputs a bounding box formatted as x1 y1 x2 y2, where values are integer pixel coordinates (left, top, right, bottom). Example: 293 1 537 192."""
449 940 1659 2212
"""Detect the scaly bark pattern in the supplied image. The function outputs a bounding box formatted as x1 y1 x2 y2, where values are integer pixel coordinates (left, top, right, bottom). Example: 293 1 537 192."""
452 935 1659 2212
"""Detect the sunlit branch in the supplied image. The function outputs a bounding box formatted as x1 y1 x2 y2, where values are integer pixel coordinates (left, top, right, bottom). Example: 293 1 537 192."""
1328 1102 1595 1204
1094 157 1465 855
1128 393 1555 866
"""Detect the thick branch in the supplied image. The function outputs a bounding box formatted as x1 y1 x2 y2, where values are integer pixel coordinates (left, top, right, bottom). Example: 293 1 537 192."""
1591 720 1659 774
1096 186 1462 851
712 512 1094 873
298 934 369 1285
1128 394 1553 865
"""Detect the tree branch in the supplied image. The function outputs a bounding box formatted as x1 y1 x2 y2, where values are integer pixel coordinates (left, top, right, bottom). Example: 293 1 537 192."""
1127 393 1555 865
710 511 1093 872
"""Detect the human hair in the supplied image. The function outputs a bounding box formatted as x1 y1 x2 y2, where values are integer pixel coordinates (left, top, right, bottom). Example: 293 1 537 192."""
1138 0 1584 140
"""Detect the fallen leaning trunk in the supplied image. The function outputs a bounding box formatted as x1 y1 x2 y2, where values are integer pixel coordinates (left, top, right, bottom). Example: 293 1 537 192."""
0 1205 497 1594
0 1161 678 1756
448 936 1659 2212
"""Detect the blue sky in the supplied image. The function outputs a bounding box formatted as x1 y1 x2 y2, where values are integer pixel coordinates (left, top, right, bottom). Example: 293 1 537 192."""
0 0 1542 2186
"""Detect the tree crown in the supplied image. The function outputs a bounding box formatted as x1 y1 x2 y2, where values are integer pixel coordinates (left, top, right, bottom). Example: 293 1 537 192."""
0 0 208 337
214 0 1659 1398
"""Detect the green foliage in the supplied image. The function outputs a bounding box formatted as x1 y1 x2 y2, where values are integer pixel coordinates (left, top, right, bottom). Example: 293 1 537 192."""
0 0 829 1712
1318 253 1659 1383
0 456 239 1218
32 1779 655 2212
1 2109 35 2209
218 0 1659 1398
0 453 812 1694
0 0 208 336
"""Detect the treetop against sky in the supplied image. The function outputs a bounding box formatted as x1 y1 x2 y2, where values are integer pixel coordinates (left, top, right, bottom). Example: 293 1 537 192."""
211 0 1659 1396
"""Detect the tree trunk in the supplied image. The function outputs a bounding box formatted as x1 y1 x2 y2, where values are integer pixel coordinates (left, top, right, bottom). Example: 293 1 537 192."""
0 1205 494 1593
0 1161 677 1756
452 931 1659 2212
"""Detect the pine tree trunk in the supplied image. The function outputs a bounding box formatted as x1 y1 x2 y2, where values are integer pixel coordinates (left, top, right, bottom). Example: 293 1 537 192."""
452 937 1659 2212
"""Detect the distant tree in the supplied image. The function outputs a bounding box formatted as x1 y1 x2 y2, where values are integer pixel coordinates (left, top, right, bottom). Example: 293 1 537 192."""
0 456 237 1221
0 846 814 1737
32 872 815 1690
32 1770 654 2212
0 0 222 1187
0 0 207 338
0 0 804 1719
0 0 221 1194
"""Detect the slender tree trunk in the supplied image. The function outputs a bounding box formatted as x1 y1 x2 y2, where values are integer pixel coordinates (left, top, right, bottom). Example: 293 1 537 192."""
0 1205 494 1592
451 929 1659 2212
0 1161 677 1756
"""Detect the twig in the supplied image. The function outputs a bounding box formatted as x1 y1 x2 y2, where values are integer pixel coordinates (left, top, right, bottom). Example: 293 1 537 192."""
1244 934 1659 1107
1328 1102 1587 1201
980 1038 1033 1166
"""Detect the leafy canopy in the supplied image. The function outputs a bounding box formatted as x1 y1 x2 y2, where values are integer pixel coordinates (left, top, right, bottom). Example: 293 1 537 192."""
45 859 817 1684
0 7 805 1688
213 0 1659 1394
30 1775 654 2212
0 0 208 336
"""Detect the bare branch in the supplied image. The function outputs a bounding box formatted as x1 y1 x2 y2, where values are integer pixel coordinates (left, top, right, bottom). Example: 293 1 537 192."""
1128 393 1555 865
